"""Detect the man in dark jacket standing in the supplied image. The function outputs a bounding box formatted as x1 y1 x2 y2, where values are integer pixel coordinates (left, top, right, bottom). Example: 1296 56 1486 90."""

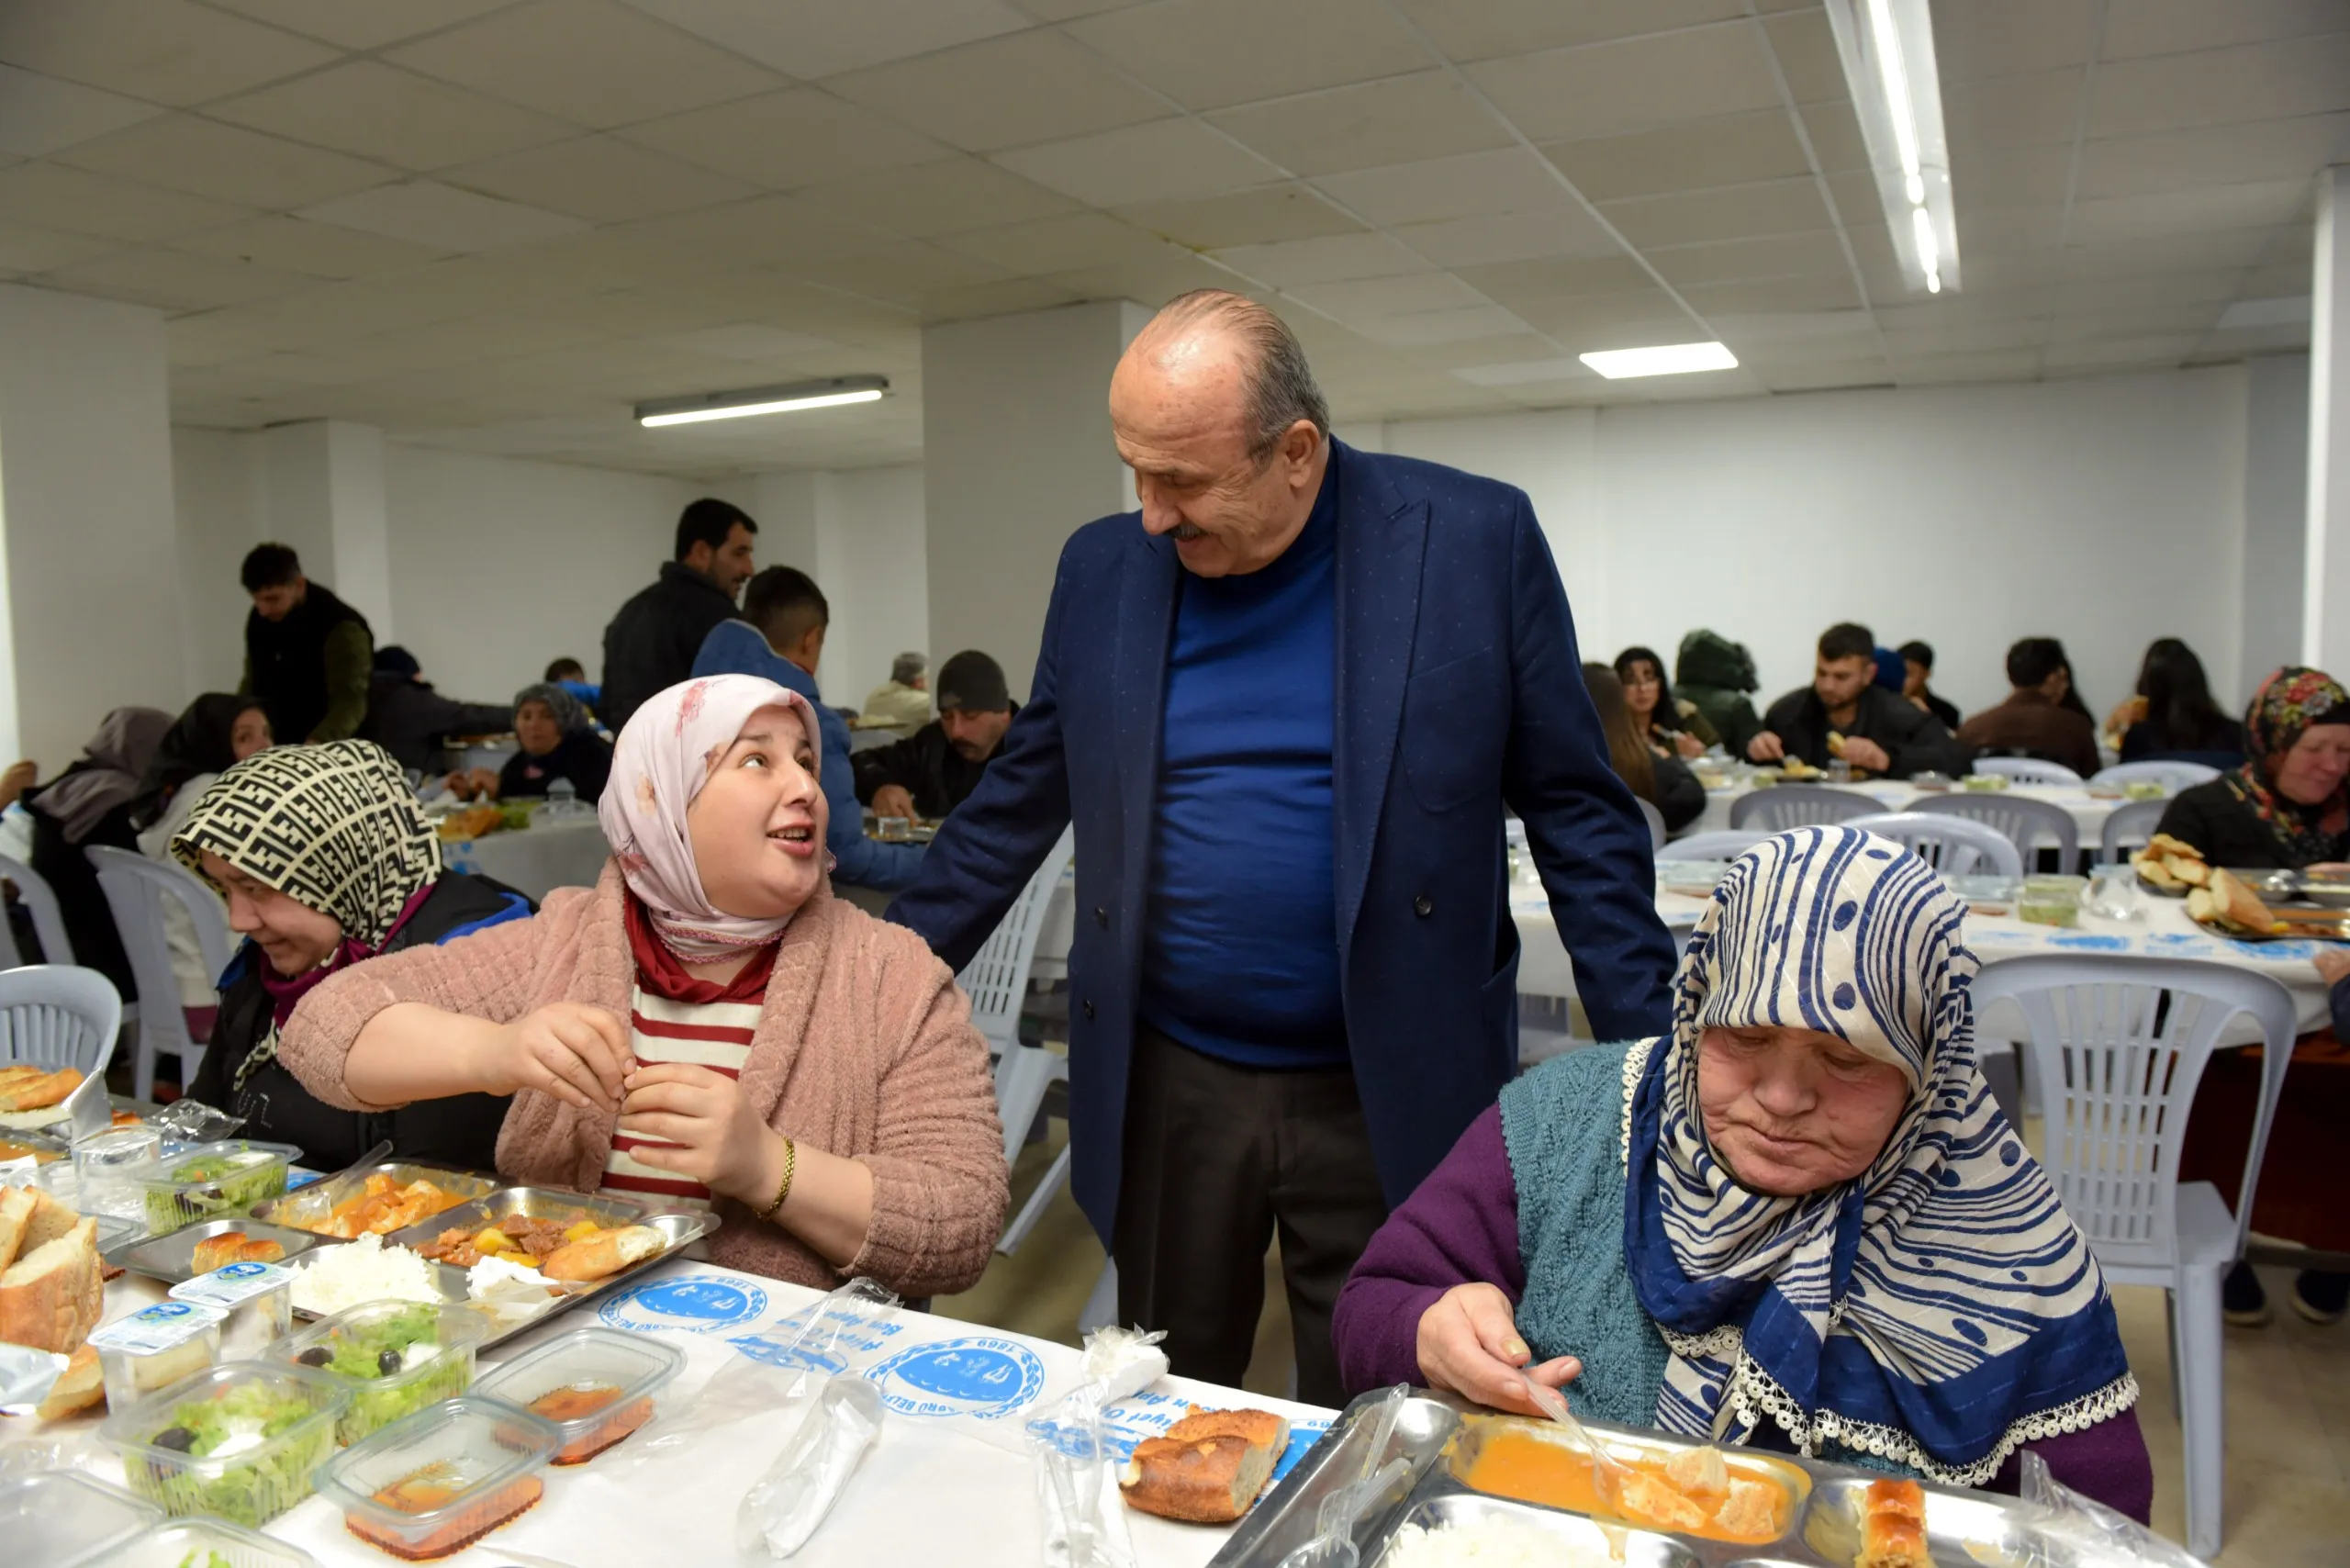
1749 622 1971 779
854 650 1018 821
241 543 373 743
599 498 756 733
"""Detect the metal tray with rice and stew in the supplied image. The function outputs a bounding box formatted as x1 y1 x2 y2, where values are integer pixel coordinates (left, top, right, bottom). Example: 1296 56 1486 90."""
1214 1390 2078 1568
251 1161 498 1239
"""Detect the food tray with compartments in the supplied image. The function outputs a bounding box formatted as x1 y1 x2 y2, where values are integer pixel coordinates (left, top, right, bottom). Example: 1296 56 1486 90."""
105 1215 337 1286
1212 1390 2101 1568
248 1160 500 1236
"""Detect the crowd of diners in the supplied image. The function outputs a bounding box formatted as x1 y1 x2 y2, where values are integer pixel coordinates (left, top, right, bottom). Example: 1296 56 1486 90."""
15 290 2350 1532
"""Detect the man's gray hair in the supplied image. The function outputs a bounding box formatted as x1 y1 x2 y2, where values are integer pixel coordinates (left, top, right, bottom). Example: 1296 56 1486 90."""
890 651 926 685
1145 289 1330 460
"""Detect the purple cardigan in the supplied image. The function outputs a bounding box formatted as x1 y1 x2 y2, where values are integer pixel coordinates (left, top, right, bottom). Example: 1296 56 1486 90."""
1333 1107 2156 1523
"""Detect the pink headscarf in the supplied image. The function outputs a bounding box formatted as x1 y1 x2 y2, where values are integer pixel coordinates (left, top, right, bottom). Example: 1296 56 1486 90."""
597 675 826 960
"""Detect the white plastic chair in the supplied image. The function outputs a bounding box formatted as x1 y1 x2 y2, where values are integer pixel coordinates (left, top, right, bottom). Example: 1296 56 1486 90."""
0 964 122 1076
954 828 1078 1255
0 854 73 969
88 847 236 1102
1661 830 1768 863
1635 797 1666 852
1728 785 1877 833
1969 956 2297 1559
2091 761 2221 792
1911 791 2079 870
2098 798 2169 865
1968 756 2084 786
1846 811 2024 879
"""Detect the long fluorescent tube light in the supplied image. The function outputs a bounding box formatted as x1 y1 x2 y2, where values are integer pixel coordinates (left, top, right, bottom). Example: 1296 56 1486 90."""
635 375 888 428
1825 0 1958 296
1578 342 1739 379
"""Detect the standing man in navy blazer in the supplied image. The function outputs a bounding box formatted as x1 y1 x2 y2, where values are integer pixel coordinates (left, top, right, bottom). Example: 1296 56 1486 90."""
890 291 1674 1404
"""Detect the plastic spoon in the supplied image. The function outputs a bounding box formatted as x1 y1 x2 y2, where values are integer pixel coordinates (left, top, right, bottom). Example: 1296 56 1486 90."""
1519 1372 1636 1503
1278 1386 1411 1568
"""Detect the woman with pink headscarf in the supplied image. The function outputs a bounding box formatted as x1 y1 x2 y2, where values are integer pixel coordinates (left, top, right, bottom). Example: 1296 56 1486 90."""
278 676 1009 1295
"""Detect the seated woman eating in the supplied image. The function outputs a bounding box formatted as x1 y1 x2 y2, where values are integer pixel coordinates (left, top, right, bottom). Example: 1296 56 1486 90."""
279 676 1008 1297
1333 826 2153 1518
173 742 534 1170
446 683 613 805
2154 665 2349 872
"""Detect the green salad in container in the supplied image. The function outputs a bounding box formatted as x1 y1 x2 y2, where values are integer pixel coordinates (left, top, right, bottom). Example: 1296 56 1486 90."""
137 1141 298 1234
278 1302 485 1444
101 1364 345 1527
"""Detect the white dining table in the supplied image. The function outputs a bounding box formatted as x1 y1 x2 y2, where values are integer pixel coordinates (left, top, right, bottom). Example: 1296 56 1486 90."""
1686 778 2130 846
437 813 610 902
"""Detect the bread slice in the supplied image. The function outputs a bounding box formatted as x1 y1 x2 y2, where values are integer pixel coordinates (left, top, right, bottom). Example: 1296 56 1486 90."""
35 1343 103 1419
1118 1406 1289 1524
542 1224 665 1283
0 1187 34 1273
1162 1406 1290 1452
0 1067 81 1112
19 1189 80 1255
2210 868 2281 935
0 1216 101 1352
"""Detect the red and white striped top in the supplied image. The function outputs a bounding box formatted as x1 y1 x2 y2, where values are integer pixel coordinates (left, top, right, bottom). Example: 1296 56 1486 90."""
600 986 760 1210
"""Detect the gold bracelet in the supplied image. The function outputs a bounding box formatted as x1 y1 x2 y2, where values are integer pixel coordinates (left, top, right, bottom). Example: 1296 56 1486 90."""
755 1136 797 1222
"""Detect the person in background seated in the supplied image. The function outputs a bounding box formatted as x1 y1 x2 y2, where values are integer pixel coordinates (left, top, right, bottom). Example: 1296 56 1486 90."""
364 645 515 775
1674 630 1764 758
692 566 923 894
853 651 1018 823
173 742 532 1170
1872 644 1907 694
132 695 274 1033
275 677 1008 1295
1748 622 1969 779
860 653 934 732
2154 666 2350 870
1585 665 1704 834
1897 640 1962 728
2113 639 2244 768
600 498 756 734
447 685 613 805
1334 827 2153 1518
1614 646 1717 759
544 657 601 724
25 707 173 991
1953 638 2101 778
241 543 373 744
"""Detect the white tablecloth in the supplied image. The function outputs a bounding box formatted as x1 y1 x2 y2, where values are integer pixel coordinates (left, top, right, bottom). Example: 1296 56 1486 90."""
67 1261 1331 1568
438 815 610 902
1688 779 2127 845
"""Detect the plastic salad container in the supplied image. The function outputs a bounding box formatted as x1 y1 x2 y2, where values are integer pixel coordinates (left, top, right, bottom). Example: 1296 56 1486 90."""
2019 874 2088 928
170 1260 295 1358
273 1300 487 1444
99 1361 348 1526
132 1141 301 1235
87 1300 229 1412
313 1395 560 1561
475 1326 685 1464
0 1470 162 1567
84 1517 322 1568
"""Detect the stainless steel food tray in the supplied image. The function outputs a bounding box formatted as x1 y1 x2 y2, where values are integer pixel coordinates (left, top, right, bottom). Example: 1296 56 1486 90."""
248 1160 498 1236
105 1215 338 1286
1213 1391 2079 1568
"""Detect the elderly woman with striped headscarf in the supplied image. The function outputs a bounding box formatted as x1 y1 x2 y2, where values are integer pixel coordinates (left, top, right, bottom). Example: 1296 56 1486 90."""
1334 826 2153 1518
173 741 533 1170
442 681 613 805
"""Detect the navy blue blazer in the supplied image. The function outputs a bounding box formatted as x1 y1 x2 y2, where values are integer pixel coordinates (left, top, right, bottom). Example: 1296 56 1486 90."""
890 440 1675 1243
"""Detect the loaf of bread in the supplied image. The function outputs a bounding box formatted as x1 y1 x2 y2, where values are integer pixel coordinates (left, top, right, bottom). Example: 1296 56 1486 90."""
0 1065 81 1112
35 1343 104 1419
1118 1406 1289 1524
542 1225 664 1282
190 1231 286 1274
0 1215 102 1352
0 1187 33 1271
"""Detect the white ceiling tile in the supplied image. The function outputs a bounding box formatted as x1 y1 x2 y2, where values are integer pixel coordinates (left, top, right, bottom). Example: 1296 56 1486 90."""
58 116 394 209
445 135 759 222
940 211 1169 274
1389 207 1619 268
1677 273 1863 314
1942 71 2087 149
2045 304 2223 343
1756 7 1849 105
1115 185 1361 249
995 118 1281 206
1208 71 1513 177
2088 35 2350 138
663 323 841 360
0 65 165 158
1455 253 1656 303
1353 304 1529 347
1068 0 1429 112
2075 114 2350 200
2101 0 2350 61
0 0 335 105
793 158 1080 238
1755 359 1894 392
2065 179 2314 245
1540 110 1812 203
173 216 453 277
1464 24 1785 142
613 196 898 267
1211 230 1426 286
2040 335 2201 370
39 245 319 310
1798 102 1870 175
1550 311 1716 353
917 275 1085 321
1035 250 1237 308
2060 226 2285 278
1449 356 1590 386
1931 0 2101 83
620 0 1031 78
1314 149 1561 228
826 30 1169 153
386 0 785 129
298 181 591 253
1392 0 1751 64
1286 271 1484 319
1599 177 1831 249
1646 230 1852 286
622 90 957 188
0 162 252 241
199 0 517 50
782 242 1013 304
1891 349 2043 383
0 218 122 273
207 62 584 174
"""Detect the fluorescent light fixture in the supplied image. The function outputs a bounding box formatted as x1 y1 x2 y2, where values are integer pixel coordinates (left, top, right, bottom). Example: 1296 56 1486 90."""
1578 342 1739 379
635 375 888 428
1826 0 1959 296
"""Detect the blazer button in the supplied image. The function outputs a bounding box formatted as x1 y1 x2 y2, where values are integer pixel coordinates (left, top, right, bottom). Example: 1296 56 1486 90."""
1414 894 1434 917
1082 999 1096 1020
1093 906 1108 928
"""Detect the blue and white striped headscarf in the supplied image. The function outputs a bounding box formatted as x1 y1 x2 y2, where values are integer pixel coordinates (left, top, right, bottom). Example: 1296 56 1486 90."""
1622 827 2137 1484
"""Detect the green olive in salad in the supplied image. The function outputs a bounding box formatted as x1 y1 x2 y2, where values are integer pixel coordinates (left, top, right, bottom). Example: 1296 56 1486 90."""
293 1305 476 1443
129 1380 336 1526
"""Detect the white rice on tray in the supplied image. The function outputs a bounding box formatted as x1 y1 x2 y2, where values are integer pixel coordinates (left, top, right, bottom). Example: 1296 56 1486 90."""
1379 1517 1614 1568
288 1233 442 1316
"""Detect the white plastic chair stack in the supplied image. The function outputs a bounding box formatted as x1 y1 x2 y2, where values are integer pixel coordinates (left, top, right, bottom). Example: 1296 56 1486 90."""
1727 785 1877 833
0 854 74 970
0 964 122 1076
88 847 237 1102
1846 811 2024 879
1911 792 2079 870
1970 955 2297 1559
2091 761 2221 792
954 827 1077 1255
1967 756 2084 787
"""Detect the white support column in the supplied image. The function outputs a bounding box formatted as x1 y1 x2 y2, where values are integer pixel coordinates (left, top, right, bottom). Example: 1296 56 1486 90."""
2304 166 2350 673
262 420 394 638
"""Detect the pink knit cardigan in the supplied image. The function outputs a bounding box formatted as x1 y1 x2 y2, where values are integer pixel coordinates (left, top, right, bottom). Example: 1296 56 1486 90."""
278 864 1009 1298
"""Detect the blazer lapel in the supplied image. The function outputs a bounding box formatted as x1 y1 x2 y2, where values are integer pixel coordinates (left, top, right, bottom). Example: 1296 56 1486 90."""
1333 442 1427 952
1110 524 1181 910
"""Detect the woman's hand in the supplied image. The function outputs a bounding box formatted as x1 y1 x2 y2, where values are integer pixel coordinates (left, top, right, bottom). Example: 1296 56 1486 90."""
2315 950 2350 988
1673 731 1706 760
619 1063 780 1205
480 1003 633 1112
1416 1283 1581 1417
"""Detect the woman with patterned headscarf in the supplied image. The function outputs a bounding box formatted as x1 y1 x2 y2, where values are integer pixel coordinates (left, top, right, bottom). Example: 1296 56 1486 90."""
442 682 612 806
274 676 1007 1297
2154 665 2350 871
173 741 532 1170
1334 827 2153 1518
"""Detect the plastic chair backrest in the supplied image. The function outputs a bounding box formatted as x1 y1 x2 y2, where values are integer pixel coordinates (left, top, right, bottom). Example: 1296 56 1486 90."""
2098 799 2169 864
0 854 74 969
1969 756 2084 786
1662 830 1769 863
1969 955 2296 1271
0 964 122 1075
1910 791 2079 867
956 826 1077 1056
87 847 237 1056
1845 811 2024 879
1636 798 1666 853
1728 785 1877 833
2091 761 2221 791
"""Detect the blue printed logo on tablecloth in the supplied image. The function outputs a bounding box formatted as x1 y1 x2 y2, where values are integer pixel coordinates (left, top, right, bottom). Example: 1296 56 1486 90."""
866 1337 1044 1421
599 1271 768 1334
1025 1392 1329 1486
2145 932 2215 953
2046 933 2131 951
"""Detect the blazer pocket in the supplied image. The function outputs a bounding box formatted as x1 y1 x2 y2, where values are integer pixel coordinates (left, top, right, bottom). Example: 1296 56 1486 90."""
1401 650 1505 813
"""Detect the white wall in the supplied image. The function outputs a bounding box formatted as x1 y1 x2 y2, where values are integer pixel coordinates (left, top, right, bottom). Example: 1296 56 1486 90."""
173 426 268 695
811 465 928 710
2243 353 2310 689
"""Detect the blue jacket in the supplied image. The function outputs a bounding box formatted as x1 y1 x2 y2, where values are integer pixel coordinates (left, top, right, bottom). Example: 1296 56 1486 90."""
689 622 925 893
889 440 1675 1242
